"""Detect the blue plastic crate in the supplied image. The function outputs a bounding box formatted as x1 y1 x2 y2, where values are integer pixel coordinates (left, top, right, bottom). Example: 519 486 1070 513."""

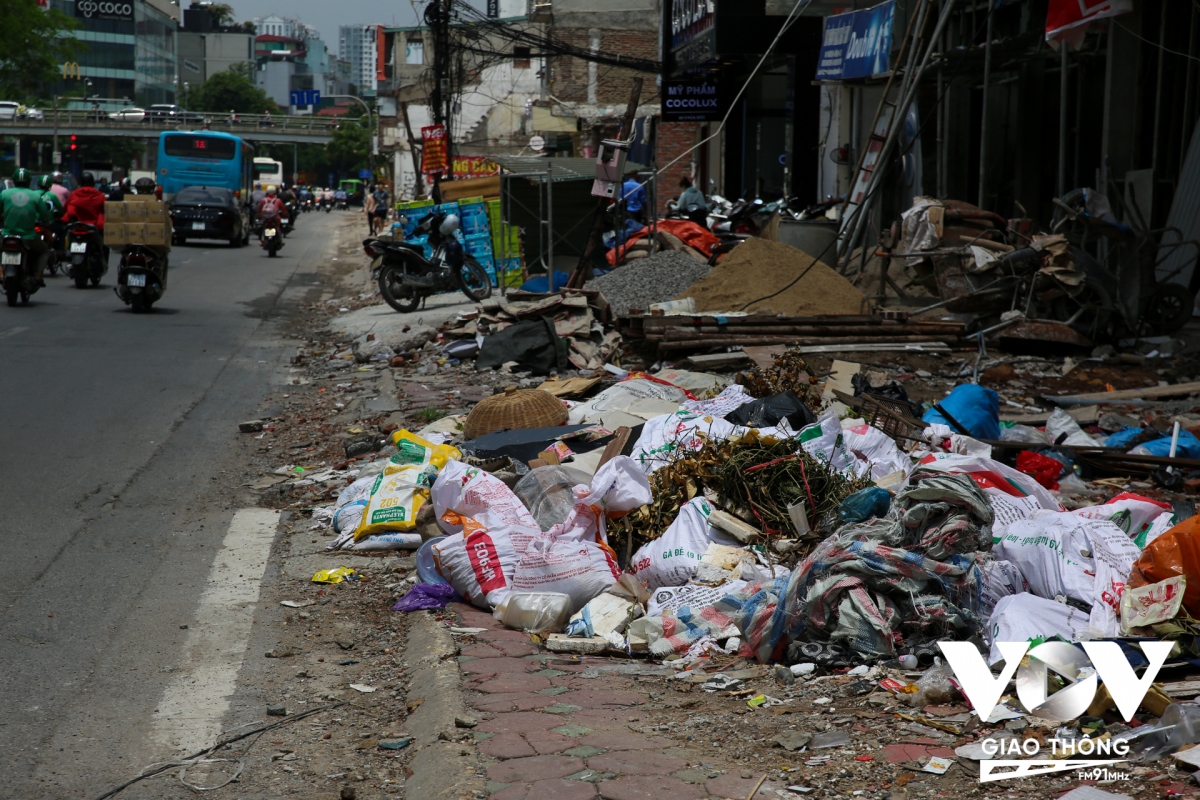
464 233 493 255
458 202 490 237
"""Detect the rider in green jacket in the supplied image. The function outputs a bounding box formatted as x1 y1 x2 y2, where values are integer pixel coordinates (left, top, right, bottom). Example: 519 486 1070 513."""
1 168 52 282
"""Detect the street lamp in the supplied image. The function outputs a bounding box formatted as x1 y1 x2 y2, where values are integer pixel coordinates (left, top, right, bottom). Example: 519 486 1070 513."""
322 93 376 173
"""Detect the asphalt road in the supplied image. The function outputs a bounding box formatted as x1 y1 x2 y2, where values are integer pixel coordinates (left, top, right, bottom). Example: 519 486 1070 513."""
0 211 344 797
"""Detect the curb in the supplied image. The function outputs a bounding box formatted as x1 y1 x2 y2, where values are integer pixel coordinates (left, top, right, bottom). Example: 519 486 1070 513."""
405 611 485 799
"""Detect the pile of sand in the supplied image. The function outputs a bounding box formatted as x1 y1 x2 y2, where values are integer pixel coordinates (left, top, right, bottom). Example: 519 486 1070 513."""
676 238 865 315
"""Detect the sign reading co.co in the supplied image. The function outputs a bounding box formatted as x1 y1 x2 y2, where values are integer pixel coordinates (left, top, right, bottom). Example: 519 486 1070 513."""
75 0 135 22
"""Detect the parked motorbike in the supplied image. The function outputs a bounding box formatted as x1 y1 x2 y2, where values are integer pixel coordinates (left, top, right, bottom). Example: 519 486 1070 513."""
66 222 107 288
665 198 711 227
365 211 492 313
0 233 41 306
115 244 168 312
260 220 283 257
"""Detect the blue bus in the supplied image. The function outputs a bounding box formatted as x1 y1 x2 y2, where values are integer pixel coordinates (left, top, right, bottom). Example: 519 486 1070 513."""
156 131 254 203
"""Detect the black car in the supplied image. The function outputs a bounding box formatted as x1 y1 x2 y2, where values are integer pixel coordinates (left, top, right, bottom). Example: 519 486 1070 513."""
169 186 250 247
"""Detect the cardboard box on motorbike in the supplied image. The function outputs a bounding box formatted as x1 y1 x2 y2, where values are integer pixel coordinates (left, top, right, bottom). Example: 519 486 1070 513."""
104 198 172 251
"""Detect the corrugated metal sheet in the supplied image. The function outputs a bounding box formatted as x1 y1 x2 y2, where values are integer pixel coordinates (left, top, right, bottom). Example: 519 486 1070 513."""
1156 120 1200 287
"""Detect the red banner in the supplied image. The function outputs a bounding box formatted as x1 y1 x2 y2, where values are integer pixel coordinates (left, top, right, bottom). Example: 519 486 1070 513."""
451 156 500 180
421 124 448 176
1046 0 1132 48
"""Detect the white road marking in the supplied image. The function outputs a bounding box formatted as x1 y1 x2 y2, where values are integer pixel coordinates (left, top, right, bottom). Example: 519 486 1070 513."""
0 327 29 339
150 508 280 754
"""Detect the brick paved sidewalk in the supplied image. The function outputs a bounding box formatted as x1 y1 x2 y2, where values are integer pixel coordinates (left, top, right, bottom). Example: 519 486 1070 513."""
448 603 792 800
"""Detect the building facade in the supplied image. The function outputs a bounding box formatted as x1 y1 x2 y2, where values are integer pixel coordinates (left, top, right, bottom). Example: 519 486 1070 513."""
50 0 180 108
339 24 382 97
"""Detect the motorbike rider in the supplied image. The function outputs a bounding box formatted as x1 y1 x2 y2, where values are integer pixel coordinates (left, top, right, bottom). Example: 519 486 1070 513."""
368 183 390 235
49 172 70 207
278 184 297 223
298 185 313 209
322 186 335 208
37 175 66 265
620 171 648 225
334 187 348 208
65 171 109 265
1 168 53 284
256 185 286 245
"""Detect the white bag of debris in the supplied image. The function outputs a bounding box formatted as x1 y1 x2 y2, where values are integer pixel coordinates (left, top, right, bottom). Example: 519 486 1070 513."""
627 497 742 590
431 512 523 609
567 378 689 428
630 411 740 475
993 511 1141 637
510 534 623 613
1070 493 1176 549
548 455 651 546
979 559 1028 618
916 452 1062 523
798 410 861 476
986 592 1091 664
841 423 912 480
337 475 377 509
432 460 541 555
1046 408 1103 447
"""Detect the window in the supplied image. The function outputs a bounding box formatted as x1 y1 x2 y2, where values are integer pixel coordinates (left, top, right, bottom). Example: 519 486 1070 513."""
174 186 234 205
406 39 424 65
163 135 237 160
513 46 531 69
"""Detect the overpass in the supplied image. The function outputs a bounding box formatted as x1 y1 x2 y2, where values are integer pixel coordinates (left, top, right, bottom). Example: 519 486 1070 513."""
0 110 335 145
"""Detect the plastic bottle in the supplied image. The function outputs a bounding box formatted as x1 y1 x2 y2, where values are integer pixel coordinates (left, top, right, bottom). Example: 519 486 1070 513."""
493 592 573 632
1127 703 1200 761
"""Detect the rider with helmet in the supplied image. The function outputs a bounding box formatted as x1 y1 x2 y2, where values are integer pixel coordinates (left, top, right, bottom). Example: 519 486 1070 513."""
49 172 70 207
256 185 286 245
1 168 53 283
64 171 109 262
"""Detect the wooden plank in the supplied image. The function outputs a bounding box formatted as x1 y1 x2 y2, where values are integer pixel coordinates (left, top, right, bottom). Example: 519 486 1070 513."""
741 345 786 370
1000 405 1100 426
798 342 950 354
1049 381 1200 405
537 376 602 398
439 175 501 202
683 352 753 369
596 426 632 470
821 360 861 416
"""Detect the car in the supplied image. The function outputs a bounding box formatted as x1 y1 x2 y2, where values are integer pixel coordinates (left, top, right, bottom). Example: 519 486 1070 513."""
24 106 43 120
0 101 34 120
109 107 146 122
145 104 181 121
177 110 207 125
168 185 250 247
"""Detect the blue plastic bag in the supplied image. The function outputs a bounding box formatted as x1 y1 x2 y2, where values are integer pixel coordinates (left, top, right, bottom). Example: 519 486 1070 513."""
1132 429 1200 459
837 486 892 524
1104 426 1143 449
922 384 1000 440
519 271 570 293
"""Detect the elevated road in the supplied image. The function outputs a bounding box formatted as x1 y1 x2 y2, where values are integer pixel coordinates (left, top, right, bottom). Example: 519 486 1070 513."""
0 110 335 144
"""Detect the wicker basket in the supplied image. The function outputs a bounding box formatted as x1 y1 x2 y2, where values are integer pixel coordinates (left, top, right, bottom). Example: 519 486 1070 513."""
464 387 568 439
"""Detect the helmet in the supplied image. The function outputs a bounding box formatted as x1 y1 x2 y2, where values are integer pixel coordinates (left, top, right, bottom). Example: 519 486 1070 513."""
37 175 52 190
266 185 277 195
51 171 63 184
439 214 461 237
133 176 156 195
80 172 95 187
12 168 31 187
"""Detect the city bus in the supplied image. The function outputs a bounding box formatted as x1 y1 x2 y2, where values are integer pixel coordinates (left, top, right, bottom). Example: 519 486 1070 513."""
252 157 285 189
156 131 253 203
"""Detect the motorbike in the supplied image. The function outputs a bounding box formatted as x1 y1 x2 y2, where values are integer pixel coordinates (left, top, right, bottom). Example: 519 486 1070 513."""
43 218 65 276
1 233 42 306
66 222 107 288
259 219 283 257
365 210 492 313
665 198 712 227
302 198 314 213
115 244 168 312
323 198 332 213
336 197 349 211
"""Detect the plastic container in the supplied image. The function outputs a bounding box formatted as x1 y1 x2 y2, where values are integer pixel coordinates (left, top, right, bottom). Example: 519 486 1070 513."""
416 536 448 585
1127 702 1200 761
514 466 592 531
492 591 573 632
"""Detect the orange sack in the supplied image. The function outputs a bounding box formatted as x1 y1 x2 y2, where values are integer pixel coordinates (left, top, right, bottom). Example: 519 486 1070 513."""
1128 514 1200 617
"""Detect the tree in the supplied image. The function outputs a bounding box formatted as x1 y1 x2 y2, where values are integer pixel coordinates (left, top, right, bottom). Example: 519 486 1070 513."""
193 64 279 114
325 115 370 174
209 3 235 28
0 0 81 100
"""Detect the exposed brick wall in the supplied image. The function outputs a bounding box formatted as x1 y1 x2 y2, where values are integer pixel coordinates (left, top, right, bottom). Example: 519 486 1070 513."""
655 121 698 216
549 28 660 107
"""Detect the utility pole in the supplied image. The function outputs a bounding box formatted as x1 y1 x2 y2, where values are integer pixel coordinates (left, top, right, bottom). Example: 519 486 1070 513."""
399 101 424 198
427 0 453 200
567 77 643 289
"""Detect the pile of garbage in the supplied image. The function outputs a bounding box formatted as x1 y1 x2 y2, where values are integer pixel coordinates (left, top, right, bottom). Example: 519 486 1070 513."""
303 341 1200 769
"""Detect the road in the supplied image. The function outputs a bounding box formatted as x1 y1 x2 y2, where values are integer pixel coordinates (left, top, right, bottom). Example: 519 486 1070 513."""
0 210 348 797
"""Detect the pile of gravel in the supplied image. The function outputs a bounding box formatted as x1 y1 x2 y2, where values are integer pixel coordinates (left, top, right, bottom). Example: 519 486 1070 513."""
585 250 711 316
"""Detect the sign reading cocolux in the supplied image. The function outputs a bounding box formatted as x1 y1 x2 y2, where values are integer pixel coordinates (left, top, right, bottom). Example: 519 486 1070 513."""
815 0 894 81
75 0 134 22
663 76 721 122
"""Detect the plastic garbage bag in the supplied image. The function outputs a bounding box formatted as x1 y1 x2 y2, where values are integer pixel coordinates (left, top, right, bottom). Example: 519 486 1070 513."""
724 390 816 430
546 455 651 546
493 591 573 632
391 583 460 612
1120 575 1186 632
1016 450 1065 490
628 497 741 590
837 486 891 524
842 423 912 480
1045 407 1101 447
798 409 861 476
916 452 1063 523
630 411 740 475
999 422 1053 445
510 535 622 613
333 499 368 533
1105 426 1144 449
1131 428 1200 459
922 384 1000 440
1129 514 1200 617
568 378 689 428
985 592 1091 663
979 559 1028 618
337 475 376 509
907 662 958 708
993 511 1141 637
432 460 541 555
354 431 460 539
514 465 593 531
432 511 524 608
416 536 448 585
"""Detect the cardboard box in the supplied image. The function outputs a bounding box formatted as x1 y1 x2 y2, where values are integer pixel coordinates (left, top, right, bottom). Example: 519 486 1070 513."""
107 203 126 223
104 223 126 246
141 222 169 247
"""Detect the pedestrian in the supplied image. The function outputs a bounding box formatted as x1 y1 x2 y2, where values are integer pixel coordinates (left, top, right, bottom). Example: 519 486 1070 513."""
364 186 377 234
620 171 647 225
370 183 390 235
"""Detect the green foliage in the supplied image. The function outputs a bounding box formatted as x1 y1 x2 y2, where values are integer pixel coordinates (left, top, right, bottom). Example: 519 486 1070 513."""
0 0 81 100
208 3 235 27
326 116 370 174
191 64 279 114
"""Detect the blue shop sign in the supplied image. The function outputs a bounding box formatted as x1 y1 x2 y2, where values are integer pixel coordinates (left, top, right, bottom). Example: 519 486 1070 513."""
815 0 895 81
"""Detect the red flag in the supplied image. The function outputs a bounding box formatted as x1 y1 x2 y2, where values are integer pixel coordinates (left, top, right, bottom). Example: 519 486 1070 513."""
1046 0 1133 49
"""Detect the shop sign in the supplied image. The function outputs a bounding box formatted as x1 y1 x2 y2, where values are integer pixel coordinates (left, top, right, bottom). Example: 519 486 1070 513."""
663 75 721 122
815 0 894 81
421 124 448 176
452 156 499 179
75 0 135 22
671 0 716 71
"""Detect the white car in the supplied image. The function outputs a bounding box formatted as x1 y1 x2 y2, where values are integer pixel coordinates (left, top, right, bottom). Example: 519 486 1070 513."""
0 101 32 120
108 107 147 122
24 107 43 120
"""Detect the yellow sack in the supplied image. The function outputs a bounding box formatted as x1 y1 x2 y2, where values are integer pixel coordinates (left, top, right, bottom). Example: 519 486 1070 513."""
355 431 460 540
312 566 356 584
